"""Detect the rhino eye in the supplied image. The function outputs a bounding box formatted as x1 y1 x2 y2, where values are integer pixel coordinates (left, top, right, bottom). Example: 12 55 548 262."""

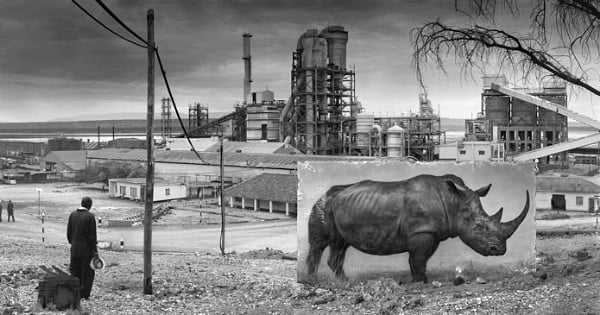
475 221 488 231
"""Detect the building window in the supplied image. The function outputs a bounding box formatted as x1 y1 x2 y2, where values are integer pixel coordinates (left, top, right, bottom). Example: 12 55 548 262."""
130 187 137 198
576 196 584 205
478 150 485 155
459 150 466 155
165 188 170 196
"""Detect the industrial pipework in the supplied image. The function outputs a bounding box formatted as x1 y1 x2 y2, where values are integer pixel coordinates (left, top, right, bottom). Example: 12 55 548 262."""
283 25 357 155
243 33 252 105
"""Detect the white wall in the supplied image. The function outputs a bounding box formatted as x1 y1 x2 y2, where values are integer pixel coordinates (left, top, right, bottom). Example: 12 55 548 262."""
537 191 596 211
438 143 457 160
153 183 187 202
457 142 491 162
109 180 141 200
109 180 187 202
536 192 552 210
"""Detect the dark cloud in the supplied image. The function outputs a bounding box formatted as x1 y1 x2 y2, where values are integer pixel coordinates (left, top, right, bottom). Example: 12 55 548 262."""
1 0 565 122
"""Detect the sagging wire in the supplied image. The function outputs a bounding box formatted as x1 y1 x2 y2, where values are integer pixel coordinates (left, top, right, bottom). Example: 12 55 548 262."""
79 0 226 254
94 0 149 46
90 0 209 165
71 0 147 49
155 50 210 165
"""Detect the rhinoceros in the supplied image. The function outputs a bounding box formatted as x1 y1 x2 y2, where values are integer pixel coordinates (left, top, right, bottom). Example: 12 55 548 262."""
306 174 529 282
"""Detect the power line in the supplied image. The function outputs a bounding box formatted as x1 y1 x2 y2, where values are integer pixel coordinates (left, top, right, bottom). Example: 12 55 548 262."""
72 0 147 48
76 1 224 253
155 49 210 164
95 0 149 46
74 0 209 165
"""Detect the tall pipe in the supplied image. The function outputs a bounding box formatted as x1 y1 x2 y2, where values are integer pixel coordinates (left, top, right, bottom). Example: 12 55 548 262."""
243 33 252 105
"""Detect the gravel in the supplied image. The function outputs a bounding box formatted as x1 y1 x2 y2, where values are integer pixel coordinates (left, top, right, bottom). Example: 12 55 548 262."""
1 232 599 314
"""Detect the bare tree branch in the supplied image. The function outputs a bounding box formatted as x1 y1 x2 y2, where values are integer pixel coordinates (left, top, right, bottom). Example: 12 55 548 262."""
411 21 600 96
413 0 600 98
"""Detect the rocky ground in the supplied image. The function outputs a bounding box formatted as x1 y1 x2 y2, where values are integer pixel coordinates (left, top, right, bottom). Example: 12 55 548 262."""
0 231 599 314
1 182 600 314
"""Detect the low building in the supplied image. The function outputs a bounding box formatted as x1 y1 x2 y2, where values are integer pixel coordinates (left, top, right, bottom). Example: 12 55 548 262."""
536 175 600 212
0 140 46 157
438 141 505 162
108 178 187 202
108 138 146 149
86 148 374 184
40 150 87 179
224 173 297 216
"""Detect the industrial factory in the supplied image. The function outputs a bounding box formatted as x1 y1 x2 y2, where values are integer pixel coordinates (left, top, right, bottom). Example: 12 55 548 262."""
169 26 444 161
6 25 599 214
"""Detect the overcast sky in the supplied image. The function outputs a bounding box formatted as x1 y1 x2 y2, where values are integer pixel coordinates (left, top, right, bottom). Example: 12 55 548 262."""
1 0 599 122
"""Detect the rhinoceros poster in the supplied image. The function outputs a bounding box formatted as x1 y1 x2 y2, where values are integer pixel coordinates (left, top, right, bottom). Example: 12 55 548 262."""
297 161 536 282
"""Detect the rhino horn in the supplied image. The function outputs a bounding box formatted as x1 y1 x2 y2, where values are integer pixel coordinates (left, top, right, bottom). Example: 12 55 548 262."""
475 184 492 197
490 207 503 223
499 191 530 240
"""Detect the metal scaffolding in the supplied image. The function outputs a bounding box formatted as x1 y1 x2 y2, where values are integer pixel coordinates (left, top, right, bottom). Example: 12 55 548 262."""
288 53 356 155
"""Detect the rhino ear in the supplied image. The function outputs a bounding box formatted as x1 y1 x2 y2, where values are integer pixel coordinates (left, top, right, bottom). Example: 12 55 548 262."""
445 179 468 195
475 184 492 197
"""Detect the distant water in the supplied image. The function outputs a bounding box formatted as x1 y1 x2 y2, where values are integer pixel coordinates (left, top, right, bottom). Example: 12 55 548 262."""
0 128 596 144
0 133 161 142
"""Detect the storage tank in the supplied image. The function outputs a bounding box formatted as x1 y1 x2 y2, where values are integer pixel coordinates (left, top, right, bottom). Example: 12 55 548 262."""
484 95 510 126
537 94 567 127
355 113 374 146
320 26 348 69
511 98 537 126
297 29 319 67
386 125 405 158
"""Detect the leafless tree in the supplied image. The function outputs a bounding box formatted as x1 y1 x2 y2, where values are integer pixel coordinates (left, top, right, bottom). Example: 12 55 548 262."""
412 0 600 96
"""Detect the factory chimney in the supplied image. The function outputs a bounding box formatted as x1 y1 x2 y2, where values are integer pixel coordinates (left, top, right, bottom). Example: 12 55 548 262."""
243 33 253 105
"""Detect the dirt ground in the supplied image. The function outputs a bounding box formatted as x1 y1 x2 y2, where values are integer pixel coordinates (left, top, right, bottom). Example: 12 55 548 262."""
0 182 286 226
1 182 600 314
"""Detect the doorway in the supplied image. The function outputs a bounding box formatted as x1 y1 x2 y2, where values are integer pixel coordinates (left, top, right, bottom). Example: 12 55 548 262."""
551 194 566 210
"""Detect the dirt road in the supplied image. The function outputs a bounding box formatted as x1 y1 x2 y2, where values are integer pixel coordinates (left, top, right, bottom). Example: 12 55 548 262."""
101 220 297 253
1 213 297 253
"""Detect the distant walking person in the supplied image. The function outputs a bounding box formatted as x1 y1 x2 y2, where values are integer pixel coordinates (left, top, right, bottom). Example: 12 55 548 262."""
0 200 3 222
6 200 14 222
67 196 98 300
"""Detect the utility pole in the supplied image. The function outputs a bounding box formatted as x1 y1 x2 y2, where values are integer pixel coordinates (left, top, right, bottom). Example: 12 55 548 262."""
220 127 225 255
143 8 155 295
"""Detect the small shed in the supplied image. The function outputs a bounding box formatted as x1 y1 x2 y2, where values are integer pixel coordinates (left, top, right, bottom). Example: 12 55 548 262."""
108 178 187 202
536 175 600 212
224 173 297 216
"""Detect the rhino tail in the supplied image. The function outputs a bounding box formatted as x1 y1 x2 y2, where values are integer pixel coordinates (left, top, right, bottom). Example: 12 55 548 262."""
307 193 333 275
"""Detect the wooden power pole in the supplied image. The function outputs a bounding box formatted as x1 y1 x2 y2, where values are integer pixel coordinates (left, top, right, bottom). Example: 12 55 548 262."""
143 8 155 295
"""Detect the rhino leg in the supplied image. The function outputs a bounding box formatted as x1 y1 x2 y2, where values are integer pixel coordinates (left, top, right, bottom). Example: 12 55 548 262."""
407 233 439 283
307 198 330 275
327 231 350 280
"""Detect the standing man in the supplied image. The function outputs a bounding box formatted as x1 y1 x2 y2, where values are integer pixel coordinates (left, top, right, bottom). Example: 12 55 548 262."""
6 200 14 222
0 200 3 222
67 196 98 300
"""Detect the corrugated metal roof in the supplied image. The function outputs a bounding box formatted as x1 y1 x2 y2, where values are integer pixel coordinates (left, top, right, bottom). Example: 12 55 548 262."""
224 173 297 203
205 141 288 154
83 142 98 150
109 177 182 185
537 176 600 193
63 162 87 171
87 148 375 170
46 150 87 162
87 149 147 161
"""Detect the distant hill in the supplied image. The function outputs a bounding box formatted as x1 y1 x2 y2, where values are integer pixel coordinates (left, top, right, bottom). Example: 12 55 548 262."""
0 116 595 137
45 111 232 122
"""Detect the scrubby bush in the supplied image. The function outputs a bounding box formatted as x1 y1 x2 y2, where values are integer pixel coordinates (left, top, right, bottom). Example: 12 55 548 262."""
74 162 145 184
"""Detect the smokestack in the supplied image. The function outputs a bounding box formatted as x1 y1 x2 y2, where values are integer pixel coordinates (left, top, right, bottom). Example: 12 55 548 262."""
243 33 252 105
